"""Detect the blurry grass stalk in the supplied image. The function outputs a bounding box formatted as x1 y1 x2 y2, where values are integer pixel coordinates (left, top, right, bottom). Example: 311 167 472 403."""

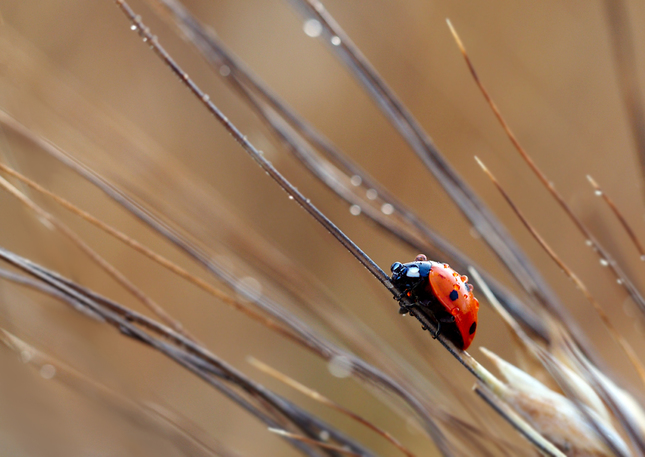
0 0 644 456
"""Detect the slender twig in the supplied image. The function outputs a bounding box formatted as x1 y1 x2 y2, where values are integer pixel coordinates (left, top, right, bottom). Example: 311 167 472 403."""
108 8 517 455
470 269 635 457
475 156 645 387
0 109 452 454
447 19 645 315
250 357 416 457
562 339 645 456
0 172 196 341
603 0 645 195
535 345 634 457
0 246 375 457
114 0 391 293
0 329 233 457
143 0 550 344
286 0 574 340
268 428 363 457
473 384 565 457
0 159 312 349
586 175 645 259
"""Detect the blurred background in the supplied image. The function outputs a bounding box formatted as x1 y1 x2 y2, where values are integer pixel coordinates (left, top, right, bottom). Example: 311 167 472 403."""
0 1 644 455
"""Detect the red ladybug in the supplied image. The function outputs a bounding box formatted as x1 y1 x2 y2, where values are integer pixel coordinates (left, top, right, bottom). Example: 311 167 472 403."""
390 254 479 350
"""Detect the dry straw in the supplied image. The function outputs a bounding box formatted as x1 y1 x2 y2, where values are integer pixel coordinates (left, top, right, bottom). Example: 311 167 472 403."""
0 1 643 456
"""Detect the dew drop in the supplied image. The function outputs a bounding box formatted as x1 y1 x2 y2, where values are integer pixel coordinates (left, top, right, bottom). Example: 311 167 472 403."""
599 258 609 267
235 277 263 303
623 297 636 318
331 36 341 46
20 350 33 364
617 279 623 285
381 203 394 215
303 19 323 37
130 24 138 31
40 364 56 379
366 189 377 200
288 195 294 200
319 430 330 441
350 175 362 186
585 240 592 246
594 190 603 197
406 417 420 434
328 355 352 378
202 94 210 102
349 205 361 216
219 65 231 77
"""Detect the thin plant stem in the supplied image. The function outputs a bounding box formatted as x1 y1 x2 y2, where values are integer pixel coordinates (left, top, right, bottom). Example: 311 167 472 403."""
110 5 508 447
114 0 391 292
0 173 196 341
447 19 645 315
587 174 645 260
286 0 573 338
268 428 363 457
473 384 565 457
250 357 416 457
475 156 645 388
603 0 645 195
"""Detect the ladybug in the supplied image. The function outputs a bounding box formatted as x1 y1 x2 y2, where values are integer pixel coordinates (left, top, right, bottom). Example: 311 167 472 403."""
390 254 479 350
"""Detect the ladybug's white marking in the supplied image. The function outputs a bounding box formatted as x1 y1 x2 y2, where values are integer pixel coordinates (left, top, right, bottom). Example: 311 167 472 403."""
406 266 420 278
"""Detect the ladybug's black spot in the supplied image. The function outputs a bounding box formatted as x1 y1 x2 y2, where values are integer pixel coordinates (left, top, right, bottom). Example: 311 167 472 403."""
449 290 459 301
469 321 477 335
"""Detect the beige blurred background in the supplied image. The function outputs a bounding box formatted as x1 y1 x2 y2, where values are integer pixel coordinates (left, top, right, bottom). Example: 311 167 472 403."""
0 1 644 455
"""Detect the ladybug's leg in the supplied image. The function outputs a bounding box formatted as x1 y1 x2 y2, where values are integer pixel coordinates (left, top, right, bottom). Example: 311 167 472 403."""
431 315 455 339
431 320 441 339
394 278 427 315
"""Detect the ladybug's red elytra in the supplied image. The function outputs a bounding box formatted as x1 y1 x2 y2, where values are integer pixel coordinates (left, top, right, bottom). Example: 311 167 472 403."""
390 254 479 350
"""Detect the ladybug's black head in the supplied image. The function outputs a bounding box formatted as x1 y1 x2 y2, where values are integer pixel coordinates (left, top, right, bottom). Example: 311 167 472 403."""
390 261 431 295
